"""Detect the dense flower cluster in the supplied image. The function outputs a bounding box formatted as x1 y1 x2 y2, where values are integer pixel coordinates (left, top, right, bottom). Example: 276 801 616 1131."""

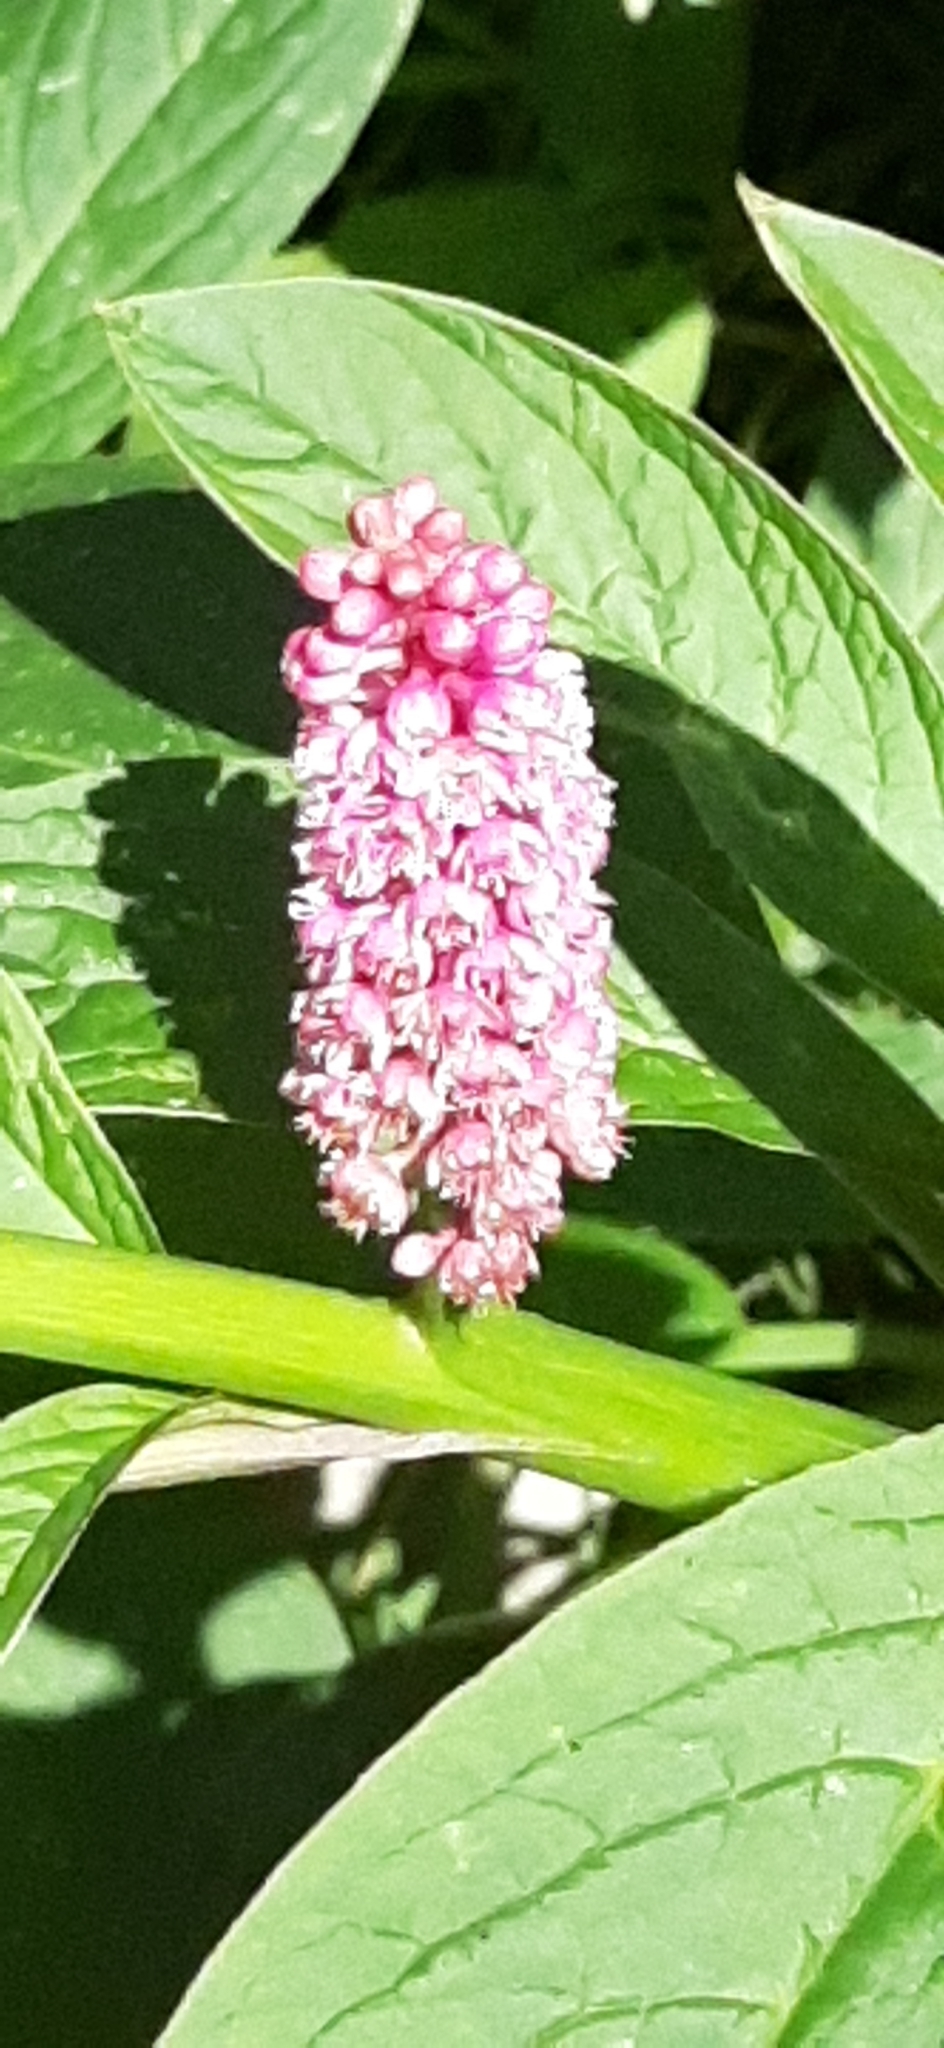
281 477 622 1306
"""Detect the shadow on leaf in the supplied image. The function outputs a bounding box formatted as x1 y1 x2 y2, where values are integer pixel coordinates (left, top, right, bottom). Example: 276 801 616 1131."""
0 489 303 752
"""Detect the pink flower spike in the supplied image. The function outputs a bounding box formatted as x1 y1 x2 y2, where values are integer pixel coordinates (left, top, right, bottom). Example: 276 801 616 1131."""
414 507 467 553
384 548 428 600
385 677 452 751
476 615 542 670
283 477 623 1309
394 476 440 526
348 494 401 548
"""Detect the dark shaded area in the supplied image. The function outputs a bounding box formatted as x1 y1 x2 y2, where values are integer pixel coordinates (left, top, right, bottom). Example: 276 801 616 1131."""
110 1114 390 1295
0 489 303 755
593 665 944 1030
568 1130 868 1250
92 761 295 1126
717 1 944 482
0 1477 509 2048
744 0 943 245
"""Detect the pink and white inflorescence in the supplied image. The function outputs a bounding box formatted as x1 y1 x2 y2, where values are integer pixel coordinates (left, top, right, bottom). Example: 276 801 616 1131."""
281 477 623 1307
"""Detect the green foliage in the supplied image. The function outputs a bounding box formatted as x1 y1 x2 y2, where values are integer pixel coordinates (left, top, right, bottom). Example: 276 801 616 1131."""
0 0 421 460
100 281 944 1036
99 279 944 1282
161 1423 944 2047
0 968 161 1246
4 4 944 2037
0 1382 182 1663
742 181 944 507
0 1234 888 1515
0 456 289 1113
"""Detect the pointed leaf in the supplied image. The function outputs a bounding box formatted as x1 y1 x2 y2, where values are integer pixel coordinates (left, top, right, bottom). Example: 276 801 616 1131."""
806 403 944 684
0 1381 183 1666
161 1423 944 2047
0 969 160 1247
610 945 797 1151
101 279 944 1030
606 834 944 1289
741 180 944 508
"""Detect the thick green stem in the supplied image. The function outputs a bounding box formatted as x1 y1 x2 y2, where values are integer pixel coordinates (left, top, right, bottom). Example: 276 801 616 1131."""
0 1233 891 1513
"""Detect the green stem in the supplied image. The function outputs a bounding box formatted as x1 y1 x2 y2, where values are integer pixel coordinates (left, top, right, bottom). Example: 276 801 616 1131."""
712 1319 944 1379
0 1234 891 1514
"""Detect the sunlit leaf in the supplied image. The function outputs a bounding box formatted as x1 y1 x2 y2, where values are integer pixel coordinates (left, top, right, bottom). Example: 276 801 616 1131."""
0 0 421 459
101 278 944 1035
0 968 160 1246
742 180 944 508
162 1423 944 2047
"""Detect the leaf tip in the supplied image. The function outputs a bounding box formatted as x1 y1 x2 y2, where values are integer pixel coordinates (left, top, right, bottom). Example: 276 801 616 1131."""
735 174 777 225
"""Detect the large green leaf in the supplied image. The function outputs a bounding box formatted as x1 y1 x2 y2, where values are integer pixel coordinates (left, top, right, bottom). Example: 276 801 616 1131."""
605 831 944 1289
0 461 290 1111
807 401 944 683
101 279 944 1031
0 1235 888 1515
0 0 421 461
0 969 160 1247
161 1423 944 2047
0 1381 182 1665
741 181 944 508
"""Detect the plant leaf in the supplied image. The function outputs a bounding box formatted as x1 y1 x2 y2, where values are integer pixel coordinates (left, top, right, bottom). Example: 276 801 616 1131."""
533 1215 746 1360
602 735 796 1151
160 1422 944 2047
0 1234 888 1515
0 968 160 1247
0 461 290 1111
605 832 944 1289
741 180 944 508
0 0 422 460
114 1404 526 1492
806 401 944 683
846 1007 944 1123
0 1381 183 1666
609 944 798 1151
547 262 714 409
101 278 944 1030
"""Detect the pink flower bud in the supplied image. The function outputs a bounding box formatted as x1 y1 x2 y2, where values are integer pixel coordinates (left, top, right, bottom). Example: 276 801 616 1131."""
422 609 478 665
332 586 395 640
299 549 347 602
